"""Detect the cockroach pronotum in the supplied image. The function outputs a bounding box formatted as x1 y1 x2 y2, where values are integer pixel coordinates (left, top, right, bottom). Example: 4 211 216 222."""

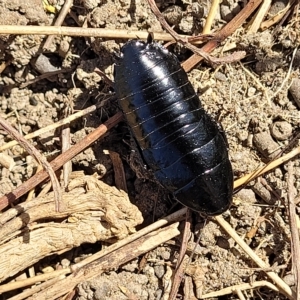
114 35 233 216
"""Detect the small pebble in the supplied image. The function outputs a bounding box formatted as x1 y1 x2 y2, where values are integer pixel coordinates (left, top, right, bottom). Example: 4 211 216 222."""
271 121 292 140
154 265 165 279
160 250 170 260
252 181 273 204
61 258 71 268
283 273 295 286
235 189 256 203
179 15 193 33
34 54 60 74
247 87 256 97
216 236 230 249
253 131 281 160
58 40 70 58
214 71 227 81
0 153 15 171
220 5 232 22
237 130 248 142
163 5 182 26
269 0 288 15
293 49 300 67
82 0 102 9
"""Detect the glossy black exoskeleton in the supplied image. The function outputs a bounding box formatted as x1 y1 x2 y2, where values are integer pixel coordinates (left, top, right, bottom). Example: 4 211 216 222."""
114 36 233 216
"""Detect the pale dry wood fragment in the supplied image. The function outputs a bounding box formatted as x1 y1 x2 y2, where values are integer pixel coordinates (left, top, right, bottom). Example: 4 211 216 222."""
0 175 143 283
0 153 15 170
107 150 128 193
260 1 292 30
248 0 271 33
0 208 186 295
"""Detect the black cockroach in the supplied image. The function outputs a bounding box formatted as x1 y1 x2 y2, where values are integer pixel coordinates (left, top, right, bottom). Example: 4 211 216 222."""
114 35 233 216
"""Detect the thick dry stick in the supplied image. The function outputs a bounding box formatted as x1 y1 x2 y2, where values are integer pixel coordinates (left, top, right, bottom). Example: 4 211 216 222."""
182 0 263 72
0 112 123 211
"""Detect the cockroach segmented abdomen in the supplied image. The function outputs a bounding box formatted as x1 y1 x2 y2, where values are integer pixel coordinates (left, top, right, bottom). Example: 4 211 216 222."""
114 37 233 216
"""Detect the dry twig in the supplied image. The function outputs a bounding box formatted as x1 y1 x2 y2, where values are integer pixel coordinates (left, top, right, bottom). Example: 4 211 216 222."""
234 145 300 189
169 209 192 300
0 116 62 211
0 25 188 42
287 161 300 300
11 223 180 300
215 215 295 299
0 112 123 211
107 150 128 193
181 0 263 72
43 0 73 50
0 101 108 152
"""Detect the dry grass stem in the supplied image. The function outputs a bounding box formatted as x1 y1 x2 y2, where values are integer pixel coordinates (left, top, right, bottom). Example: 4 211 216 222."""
272 46 298 99
202 281 280 298
239 61 271 106
43 0 73 50
215 215 295 299
203 0 220 34
169 209 191 300
0 101 106 152
287 161 300 300
234 145 300 189
61 126 72 188
0 25 188 42
0 112 123 210
19 68 72 88
8 276 67 300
